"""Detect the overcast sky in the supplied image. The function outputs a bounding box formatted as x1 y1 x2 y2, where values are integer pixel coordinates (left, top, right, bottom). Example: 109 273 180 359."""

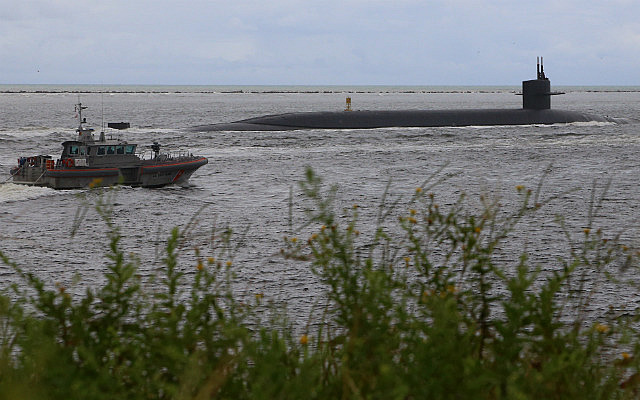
2 1 639 85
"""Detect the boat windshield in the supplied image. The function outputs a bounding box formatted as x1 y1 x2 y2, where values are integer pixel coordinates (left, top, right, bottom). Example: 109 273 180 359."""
95 144 137 156
68 145 87 155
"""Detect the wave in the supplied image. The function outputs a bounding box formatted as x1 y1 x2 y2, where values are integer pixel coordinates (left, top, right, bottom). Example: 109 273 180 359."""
442 120 618 130
0 125 165 139
0 127 62 138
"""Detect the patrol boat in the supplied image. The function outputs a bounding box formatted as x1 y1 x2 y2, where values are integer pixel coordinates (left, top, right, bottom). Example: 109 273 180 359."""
9 103 208 189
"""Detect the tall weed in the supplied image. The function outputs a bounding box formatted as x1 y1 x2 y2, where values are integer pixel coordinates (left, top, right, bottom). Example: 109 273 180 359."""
0 168 639 399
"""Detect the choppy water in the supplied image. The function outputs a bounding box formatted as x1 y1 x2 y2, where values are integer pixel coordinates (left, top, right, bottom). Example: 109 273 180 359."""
1 86 640 326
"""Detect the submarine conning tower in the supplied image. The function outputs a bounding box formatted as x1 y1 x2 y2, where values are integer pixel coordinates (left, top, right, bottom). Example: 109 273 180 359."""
522 56 558 110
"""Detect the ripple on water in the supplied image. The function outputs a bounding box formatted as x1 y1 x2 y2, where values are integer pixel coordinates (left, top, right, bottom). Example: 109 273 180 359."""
1 90 640 330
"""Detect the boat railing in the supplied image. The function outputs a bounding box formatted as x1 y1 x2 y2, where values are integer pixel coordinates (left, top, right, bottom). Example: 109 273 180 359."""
17 155 53 169
137 149 194 161
103 133 123 141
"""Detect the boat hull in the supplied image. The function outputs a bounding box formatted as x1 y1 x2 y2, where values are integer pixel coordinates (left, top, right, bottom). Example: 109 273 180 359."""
10 157 208 189
140 157 209 187
190 108 622 132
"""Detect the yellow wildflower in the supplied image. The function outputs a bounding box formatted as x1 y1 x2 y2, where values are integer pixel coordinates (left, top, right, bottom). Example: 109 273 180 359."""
474 227 481 234
415 187 423 194
623 352 632 360
226 261 233 267
595 323 610 334
516 185 525 192
291 237 298 244
299 334 309 345
197 262 204 271
88 178 103 189
408 217 417 224
207 257 215 264
583 228 591 235
409 209 417 215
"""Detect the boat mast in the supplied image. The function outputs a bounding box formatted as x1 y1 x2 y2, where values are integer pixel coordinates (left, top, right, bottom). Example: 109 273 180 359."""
75 100 95 142
75 101 88 133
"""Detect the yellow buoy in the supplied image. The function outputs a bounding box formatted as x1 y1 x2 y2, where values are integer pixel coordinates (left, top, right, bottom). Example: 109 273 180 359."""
345 97 352 111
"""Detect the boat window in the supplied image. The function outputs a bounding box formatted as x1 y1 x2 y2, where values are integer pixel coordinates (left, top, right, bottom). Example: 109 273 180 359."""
97 146 105 155
116 146 124 154
69 145 79 155
125 145 136 154
107 146 115 155
80 147 87 155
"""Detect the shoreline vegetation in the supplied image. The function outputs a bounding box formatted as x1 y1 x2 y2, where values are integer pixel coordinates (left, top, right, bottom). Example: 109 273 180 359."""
2 168 640 399
1 85 640 95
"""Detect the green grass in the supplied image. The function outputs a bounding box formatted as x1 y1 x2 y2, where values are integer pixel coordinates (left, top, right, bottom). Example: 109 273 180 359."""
1 168 640 399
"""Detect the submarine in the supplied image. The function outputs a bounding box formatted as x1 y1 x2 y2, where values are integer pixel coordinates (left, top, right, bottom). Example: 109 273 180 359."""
191 58 621 132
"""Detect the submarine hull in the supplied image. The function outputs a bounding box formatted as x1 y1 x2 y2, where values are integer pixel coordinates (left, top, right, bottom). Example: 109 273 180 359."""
191 108 617 132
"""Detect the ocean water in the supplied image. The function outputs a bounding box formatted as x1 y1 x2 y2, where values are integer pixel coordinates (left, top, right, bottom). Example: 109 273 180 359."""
1 85 640 327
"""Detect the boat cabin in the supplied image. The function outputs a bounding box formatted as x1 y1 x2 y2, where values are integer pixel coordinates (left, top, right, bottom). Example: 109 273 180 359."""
60 139 139 169
62 140 137 158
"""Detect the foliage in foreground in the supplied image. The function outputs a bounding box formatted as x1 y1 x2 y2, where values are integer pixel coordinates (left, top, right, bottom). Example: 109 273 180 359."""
1 168 640 399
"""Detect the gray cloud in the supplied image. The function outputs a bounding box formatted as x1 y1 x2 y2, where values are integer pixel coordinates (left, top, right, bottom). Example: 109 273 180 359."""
2 0 639 84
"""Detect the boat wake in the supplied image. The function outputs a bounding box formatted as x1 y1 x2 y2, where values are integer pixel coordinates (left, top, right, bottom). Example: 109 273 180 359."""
0 183 58 203
567 120 619 127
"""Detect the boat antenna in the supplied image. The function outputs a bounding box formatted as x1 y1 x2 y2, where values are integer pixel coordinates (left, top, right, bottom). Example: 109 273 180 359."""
101 91 105 133
98 92 107 142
